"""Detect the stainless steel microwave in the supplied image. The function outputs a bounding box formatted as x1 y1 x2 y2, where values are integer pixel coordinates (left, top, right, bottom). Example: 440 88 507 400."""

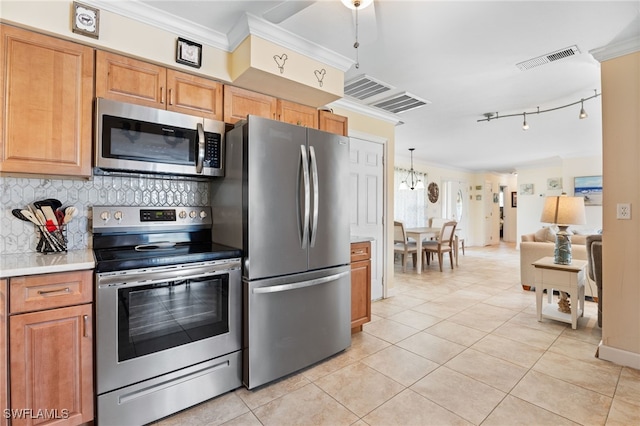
95 98 225 178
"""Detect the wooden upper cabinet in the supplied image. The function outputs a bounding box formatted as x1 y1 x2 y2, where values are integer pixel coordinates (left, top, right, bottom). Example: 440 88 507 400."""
96 51 223 120
96 50 166 108
167 70 223 120
319 110 349 136
223 85 277 124
277 100 318 128
0 25 94 177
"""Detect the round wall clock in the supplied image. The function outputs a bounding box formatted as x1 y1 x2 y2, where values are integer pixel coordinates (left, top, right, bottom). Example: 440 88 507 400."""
428 182 439 203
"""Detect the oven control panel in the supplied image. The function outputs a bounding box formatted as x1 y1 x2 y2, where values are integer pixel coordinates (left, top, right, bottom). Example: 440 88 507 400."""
92 206 211 231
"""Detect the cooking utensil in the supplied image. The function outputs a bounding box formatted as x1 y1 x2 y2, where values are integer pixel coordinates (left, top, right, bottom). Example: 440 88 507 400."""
55 209 65 225
63 206 78 224
33 198 61 211
12 209 30 222
27 208 64 252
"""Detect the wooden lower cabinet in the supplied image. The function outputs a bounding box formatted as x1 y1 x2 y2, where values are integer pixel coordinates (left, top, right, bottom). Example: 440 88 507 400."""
8 271 93 426
350 241 372 333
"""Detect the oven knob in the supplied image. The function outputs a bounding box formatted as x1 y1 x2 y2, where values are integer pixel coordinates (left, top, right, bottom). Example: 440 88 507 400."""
189 210 197 219
114 211 123 221
199 210 207 219
100 211 110 222
179 210 187 219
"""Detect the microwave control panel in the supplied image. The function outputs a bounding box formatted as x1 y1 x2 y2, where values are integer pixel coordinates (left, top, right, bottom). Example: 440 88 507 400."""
204 133 221 169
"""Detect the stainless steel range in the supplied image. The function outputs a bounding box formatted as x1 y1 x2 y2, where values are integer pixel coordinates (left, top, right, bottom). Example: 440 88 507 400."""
92 206 242 426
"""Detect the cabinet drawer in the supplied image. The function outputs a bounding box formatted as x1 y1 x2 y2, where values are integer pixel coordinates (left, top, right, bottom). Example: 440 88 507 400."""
10 270 93 314
350 241 371 263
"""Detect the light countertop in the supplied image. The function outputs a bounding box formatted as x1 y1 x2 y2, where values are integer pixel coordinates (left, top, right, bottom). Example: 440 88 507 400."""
350 236 374 243
0 249 95 278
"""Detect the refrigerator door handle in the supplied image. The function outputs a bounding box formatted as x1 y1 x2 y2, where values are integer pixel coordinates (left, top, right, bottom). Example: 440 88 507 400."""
309 145 319 247
300 144 310 249
252 270 350 294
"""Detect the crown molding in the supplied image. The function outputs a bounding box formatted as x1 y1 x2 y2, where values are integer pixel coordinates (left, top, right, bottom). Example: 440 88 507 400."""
591 36 640 62
327 98 403 126
89 0 229 50
87 1 353 71
228 13 353 72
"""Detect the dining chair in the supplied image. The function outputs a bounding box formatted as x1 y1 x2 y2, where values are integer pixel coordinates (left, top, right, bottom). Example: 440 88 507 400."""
422 221 457 272
394 221 418 272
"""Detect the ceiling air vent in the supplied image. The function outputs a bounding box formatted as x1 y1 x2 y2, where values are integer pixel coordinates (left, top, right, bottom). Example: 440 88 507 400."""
370 92 430 114
516 45 581 71
344 74 394 100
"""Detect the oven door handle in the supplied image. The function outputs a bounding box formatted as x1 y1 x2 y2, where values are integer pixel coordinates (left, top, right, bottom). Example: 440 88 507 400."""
252 271 349 294
97 263 240 288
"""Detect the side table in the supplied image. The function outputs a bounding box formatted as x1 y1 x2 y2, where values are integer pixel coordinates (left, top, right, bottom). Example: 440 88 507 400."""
533 257 587 329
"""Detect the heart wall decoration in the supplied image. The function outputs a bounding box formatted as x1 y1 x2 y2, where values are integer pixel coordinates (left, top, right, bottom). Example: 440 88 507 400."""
273 54 288 74
314 69 326 87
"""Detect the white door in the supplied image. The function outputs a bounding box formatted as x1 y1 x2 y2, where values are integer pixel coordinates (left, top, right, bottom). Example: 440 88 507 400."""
484 180 496 245
349 137 384 300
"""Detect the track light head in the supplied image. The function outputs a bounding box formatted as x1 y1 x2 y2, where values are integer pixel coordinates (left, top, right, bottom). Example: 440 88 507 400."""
579 99 588 119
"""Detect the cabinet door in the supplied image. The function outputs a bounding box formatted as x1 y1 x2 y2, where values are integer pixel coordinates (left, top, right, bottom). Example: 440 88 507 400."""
10 304 93 426
223 85 277 124
0 25 93 177
96 50 166 108
277 100 318 128
167 69 223 120
350 259 371 331
0 279 6 426
318 110 349 136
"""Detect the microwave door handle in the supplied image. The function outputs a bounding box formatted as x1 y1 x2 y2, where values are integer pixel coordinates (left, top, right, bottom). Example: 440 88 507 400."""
196 122 205 174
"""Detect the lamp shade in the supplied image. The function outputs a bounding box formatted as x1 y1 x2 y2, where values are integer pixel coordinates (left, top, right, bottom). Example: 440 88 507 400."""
540 195 586 226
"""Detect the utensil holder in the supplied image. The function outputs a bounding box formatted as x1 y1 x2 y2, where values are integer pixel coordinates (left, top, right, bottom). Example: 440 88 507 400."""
36 224 67 253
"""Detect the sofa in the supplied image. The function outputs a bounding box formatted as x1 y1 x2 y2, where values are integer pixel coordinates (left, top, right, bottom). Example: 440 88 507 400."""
520 227 598 299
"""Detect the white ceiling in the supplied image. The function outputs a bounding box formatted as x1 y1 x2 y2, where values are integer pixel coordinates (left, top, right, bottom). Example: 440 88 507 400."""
128 1 639 172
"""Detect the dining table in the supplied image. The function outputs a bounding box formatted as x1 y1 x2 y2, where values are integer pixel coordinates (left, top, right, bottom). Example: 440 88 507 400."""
404 226 462 273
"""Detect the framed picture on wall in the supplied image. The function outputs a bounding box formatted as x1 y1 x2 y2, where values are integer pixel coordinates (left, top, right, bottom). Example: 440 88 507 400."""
511 191 517 208
574 175 602 205
519 183 534 195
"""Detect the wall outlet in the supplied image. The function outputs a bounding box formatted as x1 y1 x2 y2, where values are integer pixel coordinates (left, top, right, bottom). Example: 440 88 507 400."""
616 203 631 220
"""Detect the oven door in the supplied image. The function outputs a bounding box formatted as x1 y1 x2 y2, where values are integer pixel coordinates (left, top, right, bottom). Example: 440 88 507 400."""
96 260 241 394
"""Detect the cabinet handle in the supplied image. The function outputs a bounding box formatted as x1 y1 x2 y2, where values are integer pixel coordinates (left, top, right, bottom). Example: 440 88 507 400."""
352 250 366 255
169 88 173 105
37 287 70 296
160 86 165 104
83 315 89 337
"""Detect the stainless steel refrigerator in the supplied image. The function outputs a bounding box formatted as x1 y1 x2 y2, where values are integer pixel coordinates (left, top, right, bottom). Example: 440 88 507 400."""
211 115 351 389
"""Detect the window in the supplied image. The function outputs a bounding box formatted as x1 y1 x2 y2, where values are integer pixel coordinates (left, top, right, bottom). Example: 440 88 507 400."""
394 167 427 228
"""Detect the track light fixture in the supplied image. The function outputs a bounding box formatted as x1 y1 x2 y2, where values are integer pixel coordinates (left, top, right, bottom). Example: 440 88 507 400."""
478 89 600 129
399 148 425 191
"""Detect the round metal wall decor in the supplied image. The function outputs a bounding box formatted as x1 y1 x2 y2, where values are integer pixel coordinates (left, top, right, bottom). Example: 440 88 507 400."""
428 182 439 203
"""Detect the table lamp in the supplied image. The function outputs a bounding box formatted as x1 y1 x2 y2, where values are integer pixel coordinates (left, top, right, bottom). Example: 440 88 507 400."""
540 193 587 264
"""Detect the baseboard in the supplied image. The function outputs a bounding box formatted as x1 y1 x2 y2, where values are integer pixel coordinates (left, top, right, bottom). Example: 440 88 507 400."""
598 341 640 369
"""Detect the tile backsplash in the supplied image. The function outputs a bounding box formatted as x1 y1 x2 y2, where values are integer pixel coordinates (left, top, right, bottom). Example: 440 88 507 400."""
0 174 210 255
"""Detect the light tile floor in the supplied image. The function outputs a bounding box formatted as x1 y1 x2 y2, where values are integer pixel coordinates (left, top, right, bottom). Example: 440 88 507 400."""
156 243 640 426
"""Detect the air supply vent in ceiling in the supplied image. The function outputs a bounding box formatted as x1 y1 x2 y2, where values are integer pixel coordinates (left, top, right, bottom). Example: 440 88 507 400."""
516 45 581 71
344 74 394 100
371 92 430 114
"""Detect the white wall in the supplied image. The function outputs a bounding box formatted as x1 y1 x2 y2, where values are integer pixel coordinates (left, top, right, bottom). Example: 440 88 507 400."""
516 155 602 244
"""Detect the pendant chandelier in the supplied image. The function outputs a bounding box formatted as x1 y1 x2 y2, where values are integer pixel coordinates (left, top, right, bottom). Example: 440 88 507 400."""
399 148 425 191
